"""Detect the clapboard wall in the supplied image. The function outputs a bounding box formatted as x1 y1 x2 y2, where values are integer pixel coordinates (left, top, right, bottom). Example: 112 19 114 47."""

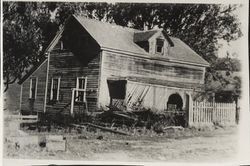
46 49 101 114
45 18 102 114
125 81 193 112
98 50 205 110
20 60 47 113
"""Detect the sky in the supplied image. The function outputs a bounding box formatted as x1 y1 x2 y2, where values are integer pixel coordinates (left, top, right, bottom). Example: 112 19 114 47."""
217 4 247 59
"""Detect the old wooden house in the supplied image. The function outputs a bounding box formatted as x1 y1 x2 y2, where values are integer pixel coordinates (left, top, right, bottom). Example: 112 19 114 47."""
18 15 209 118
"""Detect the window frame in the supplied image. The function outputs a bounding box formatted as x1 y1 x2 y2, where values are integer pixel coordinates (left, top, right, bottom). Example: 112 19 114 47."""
75 77 87 102
50 77 61 101
156 38 164 54
29 77 38 99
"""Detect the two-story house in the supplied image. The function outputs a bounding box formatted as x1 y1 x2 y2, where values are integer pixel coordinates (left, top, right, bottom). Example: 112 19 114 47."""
18 15 209 120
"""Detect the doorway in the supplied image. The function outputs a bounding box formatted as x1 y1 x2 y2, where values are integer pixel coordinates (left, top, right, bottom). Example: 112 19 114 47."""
167 93 183 111
167 93 185 127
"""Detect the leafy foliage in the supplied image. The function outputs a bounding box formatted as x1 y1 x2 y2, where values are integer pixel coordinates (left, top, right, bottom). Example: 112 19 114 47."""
3 2 58 91
202 56 241 100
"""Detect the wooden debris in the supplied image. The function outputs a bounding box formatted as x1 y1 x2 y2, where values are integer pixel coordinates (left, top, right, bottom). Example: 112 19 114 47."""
100 107 138 126
163 126 184 130
20 115 38 123
111 111 138 121
71 123 130 136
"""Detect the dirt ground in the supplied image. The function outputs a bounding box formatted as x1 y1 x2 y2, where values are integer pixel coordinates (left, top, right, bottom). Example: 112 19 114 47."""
3 113 238 163
2 85 239 163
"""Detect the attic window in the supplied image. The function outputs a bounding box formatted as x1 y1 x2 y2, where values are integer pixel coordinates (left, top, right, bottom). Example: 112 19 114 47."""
156 38 164 54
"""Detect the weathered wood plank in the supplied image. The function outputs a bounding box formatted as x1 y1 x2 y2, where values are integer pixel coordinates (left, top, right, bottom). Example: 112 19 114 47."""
46 49 101 114
21 61 47 113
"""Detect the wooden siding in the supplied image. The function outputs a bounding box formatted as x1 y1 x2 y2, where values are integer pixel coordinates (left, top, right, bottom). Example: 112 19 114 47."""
98 50 205 109
102 51 204 83
21 60 48 113
125 81 193 112
46 50 100 114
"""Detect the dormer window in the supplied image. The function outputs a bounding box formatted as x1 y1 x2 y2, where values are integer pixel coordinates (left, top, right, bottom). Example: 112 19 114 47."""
156 38 164 54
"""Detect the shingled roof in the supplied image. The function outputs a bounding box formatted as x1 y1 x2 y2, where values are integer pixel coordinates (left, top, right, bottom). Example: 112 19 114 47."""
74 15 147 55
19 15 210 84
133 30 158 42
73 15 209 66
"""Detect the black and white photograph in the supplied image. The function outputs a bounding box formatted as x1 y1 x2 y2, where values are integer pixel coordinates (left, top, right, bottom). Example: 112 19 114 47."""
1 1 249 165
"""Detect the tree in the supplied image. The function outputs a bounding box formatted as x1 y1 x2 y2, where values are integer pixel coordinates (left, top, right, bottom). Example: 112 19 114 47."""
202 54 241 101
3 2 242 93
3 2 58 91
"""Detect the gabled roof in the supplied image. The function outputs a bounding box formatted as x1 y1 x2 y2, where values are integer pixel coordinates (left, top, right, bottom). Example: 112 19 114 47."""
133 30 158 42
167 37 209 66
73 15 209 66
18 59 47 84
19 15 210 84
74 15 147 55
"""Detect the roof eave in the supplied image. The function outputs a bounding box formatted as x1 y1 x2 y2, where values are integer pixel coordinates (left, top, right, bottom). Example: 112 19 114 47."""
18 58 48 85
101 46 210 67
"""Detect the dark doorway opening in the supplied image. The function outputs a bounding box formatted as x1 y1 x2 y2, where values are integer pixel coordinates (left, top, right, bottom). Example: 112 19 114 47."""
167 93 183 111
107 79 127 110
167 93 185 127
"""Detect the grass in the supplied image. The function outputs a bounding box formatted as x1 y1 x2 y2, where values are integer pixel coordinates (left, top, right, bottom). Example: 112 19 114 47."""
3 112 238 162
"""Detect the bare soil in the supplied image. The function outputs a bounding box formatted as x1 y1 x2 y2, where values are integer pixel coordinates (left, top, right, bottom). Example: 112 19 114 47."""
3 112 238 162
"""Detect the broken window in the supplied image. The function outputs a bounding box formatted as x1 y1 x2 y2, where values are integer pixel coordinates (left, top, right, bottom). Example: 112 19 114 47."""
29 77 37 99
50 77 60 101
156 38 164 54
75 77 87 102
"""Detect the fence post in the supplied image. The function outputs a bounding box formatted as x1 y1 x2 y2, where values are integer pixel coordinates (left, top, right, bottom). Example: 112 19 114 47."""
233 101 236 125
188 98 193 127
191 100 236 127
212 102 215 124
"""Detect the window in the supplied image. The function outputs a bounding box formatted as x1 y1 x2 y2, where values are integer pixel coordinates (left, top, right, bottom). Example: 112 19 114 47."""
50 77 61 101
29 77 38 99
156 38 164 54
75 77 87 102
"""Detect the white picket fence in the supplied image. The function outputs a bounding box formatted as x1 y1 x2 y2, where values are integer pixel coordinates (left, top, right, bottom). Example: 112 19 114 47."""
189 101 236 126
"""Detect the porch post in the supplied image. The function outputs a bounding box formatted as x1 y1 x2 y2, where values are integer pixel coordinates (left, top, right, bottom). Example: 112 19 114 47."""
70 88 75 115
83 77 87 103
43 52 50 113
19 84 23 111
188 96 193 127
